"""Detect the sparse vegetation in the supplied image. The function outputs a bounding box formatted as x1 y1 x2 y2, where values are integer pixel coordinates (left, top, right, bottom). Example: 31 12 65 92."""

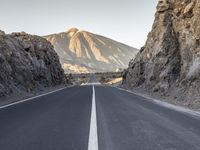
65 71 123 85
95 72 123 85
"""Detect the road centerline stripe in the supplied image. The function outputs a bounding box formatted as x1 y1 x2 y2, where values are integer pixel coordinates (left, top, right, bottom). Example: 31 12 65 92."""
88 85 99 150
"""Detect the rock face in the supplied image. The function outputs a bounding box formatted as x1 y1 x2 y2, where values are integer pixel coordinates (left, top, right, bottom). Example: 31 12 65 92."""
123 0 200 108
44 28 138 73
0 31 65 97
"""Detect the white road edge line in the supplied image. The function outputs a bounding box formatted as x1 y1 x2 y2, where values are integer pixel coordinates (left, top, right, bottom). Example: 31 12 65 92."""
88 85 99 150
116 87 200 118
0 86 73 110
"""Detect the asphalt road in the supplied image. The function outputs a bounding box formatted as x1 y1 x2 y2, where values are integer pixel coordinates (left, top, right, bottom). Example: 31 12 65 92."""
0 81 200 149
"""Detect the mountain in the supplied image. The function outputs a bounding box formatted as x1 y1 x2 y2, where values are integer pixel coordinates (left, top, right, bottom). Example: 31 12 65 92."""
123 0 200 109
44 28 138 73
0 31 65 97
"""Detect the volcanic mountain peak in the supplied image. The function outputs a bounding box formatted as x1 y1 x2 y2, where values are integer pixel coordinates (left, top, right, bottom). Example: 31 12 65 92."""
66 28 89 36
44 28 139 73
66 28 79 37
67 27 79 33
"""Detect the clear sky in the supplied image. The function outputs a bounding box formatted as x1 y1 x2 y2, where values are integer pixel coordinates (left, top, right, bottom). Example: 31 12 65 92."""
0 0 157 48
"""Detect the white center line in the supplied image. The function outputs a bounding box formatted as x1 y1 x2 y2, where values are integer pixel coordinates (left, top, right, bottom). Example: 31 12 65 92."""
88 85 99 150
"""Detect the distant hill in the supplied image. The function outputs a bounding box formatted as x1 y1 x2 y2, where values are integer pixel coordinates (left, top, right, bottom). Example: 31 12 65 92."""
44 28 138 73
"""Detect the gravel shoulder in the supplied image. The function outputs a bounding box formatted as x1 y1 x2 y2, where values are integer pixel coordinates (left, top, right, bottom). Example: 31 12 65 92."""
120 85 200 112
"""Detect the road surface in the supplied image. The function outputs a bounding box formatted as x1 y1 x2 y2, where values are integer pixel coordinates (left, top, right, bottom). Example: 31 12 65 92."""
0 78 200 150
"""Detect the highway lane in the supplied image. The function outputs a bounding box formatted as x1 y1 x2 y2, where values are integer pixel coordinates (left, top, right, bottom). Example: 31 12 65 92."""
0 86 92 150
0 83 200 150
96 86 200 150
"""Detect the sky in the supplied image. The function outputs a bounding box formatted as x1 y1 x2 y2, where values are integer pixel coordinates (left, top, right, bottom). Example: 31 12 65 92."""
0 0 157 49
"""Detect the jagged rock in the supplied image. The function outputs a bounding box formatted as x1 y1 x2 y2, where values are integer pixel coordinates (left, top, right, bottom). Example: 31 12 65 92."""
0 84 5 97
123 0 200 108
0 30 5 36
157 0 171 13
0 31 65 97
184 1 195 16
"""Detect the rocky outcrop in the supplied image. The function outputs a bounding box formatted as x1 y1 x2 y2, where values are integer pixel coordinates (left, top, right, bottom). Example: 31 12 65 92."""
44 28 138 73
0 30 5 36
123 0 200 108
0 31 65 97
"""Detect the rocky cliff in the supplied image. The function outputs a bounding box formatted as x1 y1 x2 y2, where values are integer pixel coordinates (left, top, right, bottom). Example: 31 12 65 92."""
123 0 200 108
0 31 65 97
44 28 138 73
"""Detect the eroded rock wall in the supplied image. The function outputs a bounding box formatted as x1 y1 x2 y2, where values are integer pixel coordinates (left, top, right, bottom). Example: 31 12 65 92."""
0 31 65 97
124 0 200 107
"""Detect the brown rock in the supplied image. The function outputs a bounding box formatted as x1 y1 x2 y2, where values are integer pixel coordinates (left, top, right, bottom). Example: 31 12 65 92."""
0 30 5 36
157 0 170 13
183 1 195 17
123 0 200 108
0 32 65 97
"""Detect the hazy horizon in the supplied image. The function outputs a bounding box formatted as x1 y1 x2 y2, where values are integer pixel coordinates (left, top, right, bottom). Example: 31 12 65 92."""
0 0 157 48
